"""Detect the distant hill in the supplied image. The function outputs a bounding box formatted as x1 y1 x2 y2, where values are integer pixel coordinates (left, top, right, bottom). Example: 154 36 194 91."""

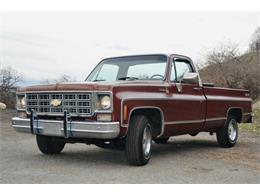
199 51 260 100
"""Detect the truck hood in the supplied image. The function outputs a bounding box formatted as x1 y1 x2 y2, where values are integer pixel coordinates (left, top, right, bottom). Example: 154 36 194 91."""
17 80 166 93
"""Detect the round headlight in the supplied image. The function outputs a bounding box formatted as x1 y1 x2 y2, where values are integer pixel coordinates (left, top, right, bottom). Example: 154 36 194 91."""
17 96 25 109
100 95 111 110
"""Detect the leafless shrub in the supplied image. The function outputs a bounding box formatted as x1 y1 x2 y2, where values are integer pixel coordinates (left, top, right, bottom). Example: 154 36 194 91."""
0 66 23 93
0 66 23 108
200 43 260 100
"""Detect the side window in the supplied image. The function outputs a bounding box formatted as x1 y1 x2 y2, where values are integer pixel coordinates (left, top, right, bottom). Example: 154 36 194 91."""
171 59 193 82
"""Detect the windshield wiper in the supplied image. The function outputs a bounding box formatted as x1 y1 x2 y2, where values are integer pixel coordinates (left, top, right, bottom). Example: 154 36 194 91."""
93 79 106 82
118 76 138 81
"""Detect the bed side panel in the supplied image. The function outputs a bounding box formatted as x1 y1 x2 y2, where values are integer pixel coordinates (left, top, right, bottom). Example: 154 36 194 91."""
203 87 252 131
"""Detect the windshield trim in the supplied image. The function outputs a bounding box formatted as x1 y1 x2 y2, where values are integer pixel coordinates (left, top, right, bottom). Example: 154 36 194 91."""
85 54 169 82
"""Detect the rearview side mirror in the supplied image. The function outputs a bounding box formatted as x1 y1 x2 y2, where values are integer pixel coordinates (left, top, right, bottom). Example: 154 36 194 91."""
182 72 199 84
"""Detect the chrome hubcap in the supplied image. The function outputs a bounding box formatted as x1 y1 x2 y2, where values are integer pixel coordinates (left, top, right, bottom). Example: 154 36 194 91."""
142 124 152 159
228 119 237 141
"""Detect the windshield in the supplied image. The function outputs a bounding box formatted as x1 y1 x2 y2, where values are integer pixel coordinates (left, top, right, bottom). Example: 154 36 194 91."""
86 55 168 82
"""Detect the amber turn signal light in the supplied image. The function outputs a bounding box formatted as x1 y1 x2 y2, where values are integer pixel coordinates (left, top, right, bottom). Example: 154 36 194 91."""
123 105 128 122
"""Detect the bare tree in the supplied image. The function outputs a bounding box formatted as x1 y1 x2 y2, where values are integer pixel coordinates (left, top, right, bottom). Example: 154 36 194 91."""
0 66 23 92
55 74 75 83
204 43 241 87
249 27 260 52
41 74 76 84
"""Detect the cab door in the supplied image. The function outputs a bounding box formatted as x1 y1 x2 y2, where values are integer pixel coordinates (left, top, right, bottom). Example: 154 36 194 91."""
164 57 206 136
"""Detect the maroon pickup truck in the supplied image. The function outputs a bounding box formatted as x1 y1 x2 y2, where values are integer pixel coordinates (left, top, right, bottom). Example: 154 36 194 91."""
12 54 253 166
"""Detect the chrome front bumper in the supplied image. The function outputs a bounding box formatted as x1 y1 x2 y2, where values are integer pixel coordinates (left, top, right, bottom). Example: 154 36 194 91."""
12 117 120 139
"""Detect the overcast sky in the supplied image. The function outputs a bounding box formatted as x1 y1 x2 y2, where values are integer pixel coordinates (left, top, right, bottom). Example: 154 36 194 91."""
0 11 259 85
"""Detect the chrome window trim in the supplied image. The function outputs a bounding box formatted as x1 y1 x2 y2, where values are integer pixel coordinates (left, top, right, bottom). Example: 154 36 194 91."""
169 55 203 87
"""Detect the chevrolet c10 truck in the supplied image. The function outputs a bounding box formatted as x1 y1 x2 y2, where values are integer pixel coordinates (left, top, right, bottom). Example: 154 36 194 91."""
12 54 253 166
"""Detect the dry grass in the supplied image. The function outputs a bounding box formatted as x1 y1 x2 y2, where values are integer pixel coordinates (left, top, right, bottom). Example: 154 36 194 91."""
239 100 260 134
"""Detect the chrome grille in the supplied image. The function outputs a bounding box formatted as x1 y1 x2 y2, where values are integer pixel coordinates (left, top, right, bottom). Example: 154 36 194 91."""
26 92 92 116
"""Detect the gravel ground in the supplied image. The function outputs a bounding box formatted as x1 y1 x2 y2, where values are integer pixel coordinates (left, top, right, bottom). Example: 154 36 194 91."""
0 109 260 183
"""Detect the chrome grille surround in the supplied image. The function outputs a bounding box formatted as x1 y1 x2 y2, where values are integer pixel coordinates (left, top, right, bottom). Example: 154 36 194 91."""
26 92 93 116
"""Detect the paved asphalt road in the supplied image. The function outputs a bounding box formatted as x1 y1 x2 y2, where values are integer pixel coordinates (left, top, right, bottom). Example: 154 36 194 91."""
0 110 259 183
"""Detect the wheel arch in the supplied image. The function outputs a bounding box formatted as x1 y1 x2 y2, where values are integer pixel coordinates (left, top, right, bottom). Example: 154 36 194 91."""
127 106 165 137
226 107 243 123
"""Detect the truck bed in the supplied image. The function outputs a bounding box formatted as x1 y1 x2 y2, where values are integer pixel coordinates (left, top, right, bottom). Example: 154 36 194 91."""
202 86 252 131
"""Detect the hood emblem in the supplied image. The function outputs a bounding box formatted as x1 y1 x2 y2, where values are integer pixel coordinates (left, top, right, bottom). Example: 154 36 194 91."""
50 99 62 107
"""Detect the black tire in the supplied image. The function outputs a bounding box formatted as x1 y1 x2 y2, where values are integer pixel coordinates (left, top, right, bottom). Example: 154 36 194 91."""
153 137 169 144
216 115 238 148
36 135 65 154
125 115 152 166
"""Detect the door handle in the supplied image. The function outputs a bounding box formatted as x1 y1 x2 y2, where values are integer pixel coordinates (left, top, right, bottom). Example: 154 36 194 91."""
193 87 202 92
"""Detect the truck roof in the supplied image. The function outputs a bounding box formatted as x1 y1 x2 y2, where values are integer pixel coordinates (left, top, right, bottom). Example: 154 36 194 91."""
102 53 191 61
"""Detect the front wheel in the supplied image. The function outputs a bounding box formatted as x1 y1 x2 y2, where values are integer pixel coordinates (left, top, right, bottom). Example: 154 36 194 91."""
216 115 238 148
36 135 65 154
125 115 152 166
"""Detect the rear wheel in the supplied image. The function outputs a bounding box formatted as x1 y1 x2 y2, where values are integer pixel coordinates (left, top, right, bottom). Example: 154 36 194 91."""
216 115 238 148
153 137 169 144
125 115 152 166
36 135 65 154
